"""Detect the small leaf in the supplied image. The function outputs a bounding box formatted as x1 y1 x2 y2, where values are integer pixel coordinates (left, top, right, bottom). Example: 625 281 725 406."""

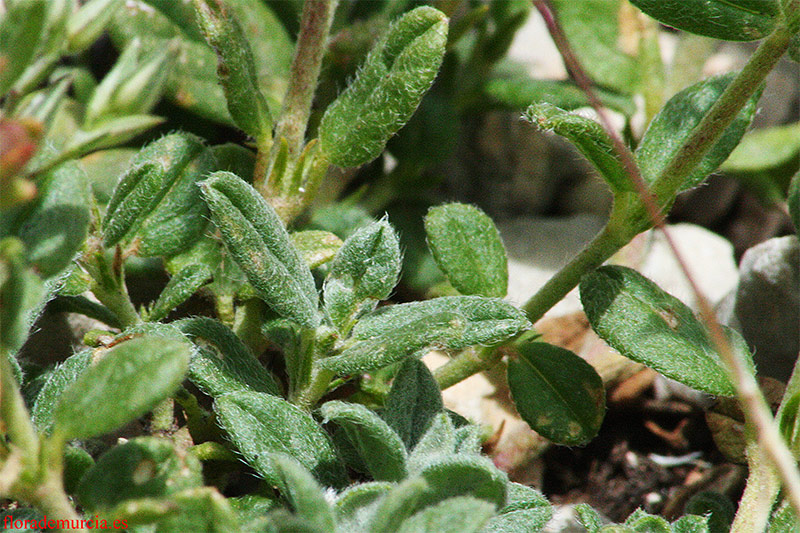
199 171 319 328
524 103 630 194
507 342 605 446
323 219 401 333
176 317 281 397
407 413 456 474
0 0 47 96
103 132 207 251
685 492 734 533
334 481 393 530
78 437 203 511
672 514 712 533
575 503 604 533
213 391 346 487
481 482 553 533
137 487 240 532
321 296 530 375
418 455 508 509
629 0 779 41
319 400 408 482
398 496 496 533
424 203 508 297
52 336 190 440
31 349 92 433
383 358 444 450
0 238 45 355
580 265 749 395
638 74 760 193
67 0 124 53
18 161 90 278
146 264 211 322
193 0 271 139
270 454 336 533
319 6 448 167
370 478 431 533
290 230 343 269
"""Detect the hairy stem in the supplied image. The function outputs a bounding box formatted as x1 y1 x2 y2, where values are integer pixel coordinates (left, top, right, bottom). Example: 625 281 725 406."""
729 440 781 532
434 346 502 391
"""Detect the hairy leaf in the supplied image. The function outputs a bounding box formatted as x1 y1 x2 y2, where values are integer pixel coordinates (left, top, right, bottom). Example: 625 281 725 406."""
270 454 336 532
383 358 444 450
146 264 212 322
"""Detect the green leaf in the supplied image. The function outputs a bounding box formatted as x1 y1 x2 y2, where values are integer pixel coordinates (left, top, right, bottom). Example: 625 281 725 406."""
580 265 751 395
176 317 281 397
125 487 240 532
549 0 639 94
575 503 604 533
481 482 553 533
103 132 211 256
638 74 760 193
18 161 90 278
319 6 448 167
199 171 319 328
193 0 271 140
78 437 202 511
0 238 45 355
685 492 734 533
63 445 94 494
407 413 456 473
625 509 671 532
213 391 346 487
290 230 343 269
789 170 800 233
321 296 530 374
671 514 711 533
319 400 408 482
323 219 401 333
31 349 92 432
398 496 496 533
66 0 124 53
84 37 174 127
629 0 779 41
507 342 605 446
425 203 508 297
52 335 190 440
418 455 508 509
369 478 430 533
383 358 444 450
146 264 211 322
270 454 336 533
768 500 799 533
524 103 630 194
0 0 47 96
334 481 393 531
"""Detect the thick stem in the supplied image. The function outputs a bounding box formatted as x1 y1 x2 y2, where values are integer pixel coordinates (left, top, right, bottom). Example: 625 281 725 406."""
272 0 337 160
292 366 335 411
434 346 501 391
730 440 781 533
81 243 141 329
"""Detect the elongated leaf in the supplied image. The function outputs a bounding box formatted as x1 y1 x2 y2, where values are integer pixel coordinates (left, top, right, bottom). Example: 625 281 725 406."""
319 6 448 167
213 391 346 487
67 0 124 53
399 497 495 533
580 266 751 395
525 103 630 194
638 74 760 193
31 349 92 432
424 203 508 297
104 132 206 247
52 336 190 440
0 0 47 96
18 161 90 278
193 0 271 139
199 171 319 328
370 478 431 533
270 454 336 533
383 358 443 450
61 114 165 160
146 264 211 322
629 0 779 41
481 482 553 533
508 342 605 446
407 413 456 474
320 400 408 482
78 437 203 511
290 230 343 269
323 219 401 333
0 238 45 356
320 296 530 374
176 317 281 397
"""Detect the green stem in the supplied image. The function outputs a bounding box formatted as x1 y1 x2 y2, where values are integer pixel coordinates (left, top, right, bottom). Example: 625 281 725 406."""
150 399 174 435
0 356 39 463
434 346 501 391
81 243 141 329
272 0 337 161
651 22 795 203
730 440 781 533
233 299 268 356
521 217 629 325
292 366 335 411
189 441 238 462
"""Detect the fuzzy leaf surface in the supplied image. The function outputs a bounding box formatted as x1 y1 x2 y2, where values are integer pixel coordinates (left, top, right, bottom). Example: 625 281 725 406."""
580 266 751 395
213 391 346 487
53 336 190 440
270 454 336 532
199 171 319 328
398 497 495 533
321 296 530 374
323 219 401 333
481 482 553 533
320 400 408 482
637 74 760 193
425 203 508 297
290 230 343 269
147 263 212 322
0 0 47 96
383 358 443 450
319 6 448 167
629 0 779 41
508 342 605 446
32 349 92 433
